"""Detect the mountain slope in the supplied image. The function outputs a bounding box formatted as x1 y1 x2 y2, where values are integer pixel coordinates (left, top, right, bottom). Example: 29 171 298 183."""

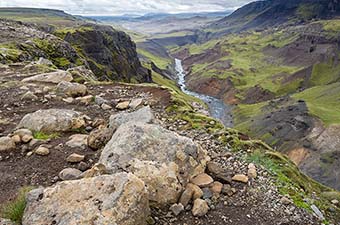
210 0 340 32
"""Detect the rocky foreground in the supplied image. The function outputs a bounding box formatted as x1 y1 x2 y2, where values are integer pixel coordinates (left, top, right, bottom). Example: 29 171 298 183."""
0 59 339 224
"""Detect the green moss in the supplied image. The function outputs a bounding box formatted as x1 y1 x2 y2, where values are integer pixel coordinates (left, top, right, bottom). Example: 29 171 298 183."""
1 186 34 224
33 131 60 140
54 57 71 67
0 43 22 62
54 26 94 39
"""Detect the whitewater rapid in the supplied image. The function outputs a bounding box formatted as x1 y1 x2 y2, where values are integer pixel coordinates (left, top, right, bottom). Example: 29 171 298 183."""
175 58 233 127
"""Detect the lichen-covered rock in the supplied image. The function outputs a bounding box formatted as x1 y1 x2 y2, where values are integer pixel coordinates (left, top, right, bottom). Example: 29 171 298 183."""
99 122 209 205
109 106 154 129
22 70 73 84
23 173 149 225
57 81 87 97
17 109 86 132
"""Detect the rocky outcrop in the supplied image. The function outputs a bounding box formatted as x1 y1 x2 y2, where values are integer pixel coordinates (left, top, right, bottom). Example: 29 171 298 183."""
17 109 86 132
109 106 154 129
22 70 73 84
99 121 209 205
63 24 152 83
23 173 149 225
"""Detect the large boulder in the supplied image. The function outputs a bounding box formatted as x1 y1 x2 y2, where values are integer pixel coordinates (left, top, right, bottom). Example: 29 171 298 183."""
99 122 209 206
109 106 154 129
23 173 149 225
22 70 73 84
17 109 86 132
57 81 87 97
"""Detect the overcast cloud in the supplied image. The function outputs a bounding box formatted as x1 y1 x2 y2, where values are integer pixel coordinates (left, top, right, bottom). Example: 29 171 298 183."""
0 0 253 15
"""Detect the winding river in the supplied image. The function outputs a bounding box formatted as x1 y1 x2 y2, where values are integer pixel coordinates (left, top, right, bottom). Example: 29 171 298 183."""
175 58 233 127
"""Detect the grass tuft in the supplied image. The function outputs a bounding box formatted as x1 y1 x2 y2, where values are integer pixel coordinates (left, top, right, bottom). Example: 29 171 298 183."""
1 186 34 224
33 131 60 140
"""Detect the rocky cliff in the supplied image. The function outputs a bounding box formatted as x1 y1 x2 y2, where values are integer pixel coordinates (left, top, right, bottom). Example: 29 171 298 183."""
0 14 151 83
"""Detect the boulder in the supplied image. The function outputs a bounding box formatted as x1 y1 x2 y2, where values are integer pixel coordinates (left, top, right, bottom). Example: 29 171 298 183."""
17 109 86 132
0 137 15 151
87 128 115 150
57 81 87 97
99 122 209 206
109 106 154 129
23 173 149 225
66 134 88 149
22 70 73 84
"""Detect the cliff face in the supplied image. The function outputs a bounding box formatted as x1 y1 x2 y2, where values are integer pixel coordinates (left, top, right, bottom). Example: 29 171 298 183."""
0 17 151 83
63 25 151 82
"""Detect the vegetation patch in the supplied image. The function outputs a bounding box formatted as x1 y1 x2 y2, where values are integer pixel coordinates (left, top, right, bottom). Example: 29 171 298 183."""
293 82 340 125
1 186 34 224
33 131 60 140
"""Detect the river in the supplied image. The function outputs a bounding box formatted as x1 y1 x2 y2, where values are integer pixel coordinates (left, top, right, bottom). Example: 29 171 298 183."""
175 58 233 127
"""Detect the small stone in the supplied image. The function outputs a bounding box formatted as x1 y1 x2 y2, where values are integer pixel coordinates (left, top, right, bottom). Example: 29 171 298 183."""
66 153 85 163
192 199 209 217
206 161 232 184
190 184 204 200
21 91 38 101
101 103 112 110
179 187 194 207
331 199 339 205
129 98 143 109
26 151 33 157
35 146 50 156
76 95 93 105
62 97 74 103
210 181 223 195
247 163 257 179
116 101 130 110
190 173 214 187
59 168 82 181
78 161 90 171
66 134 88 149
311 204 325 221
280 196 292 205
0 137 16 151
94 96 107 105
232 174 249 183
11 135 21 144
87 128 114 150
21 134 33 143
209 120 216 125
170 203 184 216
202 188 213 200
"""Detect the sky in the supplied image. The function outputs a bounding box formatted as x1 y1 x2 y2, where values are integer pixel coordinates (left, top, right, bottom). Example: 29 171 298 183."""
0 0 253 16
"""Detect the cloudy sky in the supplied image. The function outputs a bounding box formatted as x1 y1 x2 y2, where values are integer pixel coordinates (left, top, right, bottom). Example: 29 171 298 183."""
0 0 253 15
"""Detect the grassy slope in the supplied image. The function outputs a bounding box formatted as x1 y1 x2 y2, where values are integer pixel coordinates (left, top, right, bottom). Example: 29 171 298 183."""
181 20 340 127
185 31 301 96
294 82 340 125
